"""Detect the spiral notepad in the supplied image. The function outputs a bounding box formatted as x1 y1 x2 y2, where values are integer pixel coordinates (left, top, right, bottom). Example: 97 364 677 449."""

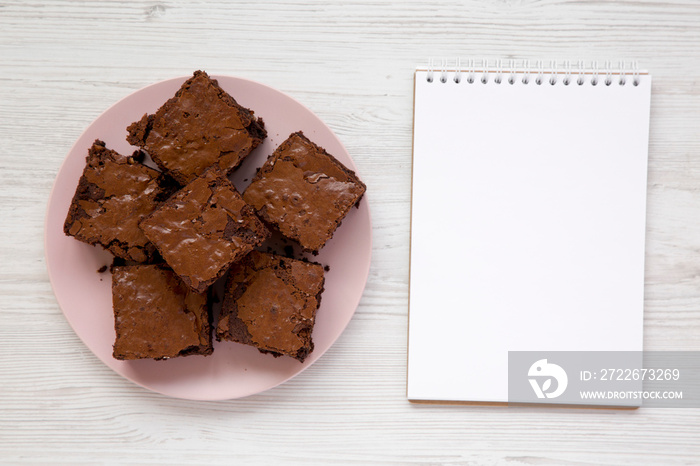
407 60 652 403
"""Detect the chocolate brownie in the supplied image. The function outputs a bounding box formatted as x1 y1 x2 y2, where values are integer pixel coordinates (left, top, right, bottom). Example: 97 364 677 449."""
112 264 212 360
243 131 366 253
63 139 176 263
139 167 270 293
216 251 325 363
127 70 266 185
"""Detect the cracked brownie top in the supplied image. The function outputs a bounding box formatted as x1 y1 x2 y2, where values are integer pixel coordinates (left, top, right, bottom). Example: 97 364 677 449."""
139 167 270 292
216 251 325 363
243 131 366 252
126 70 267 185
112 264 213 360
63 139 176 263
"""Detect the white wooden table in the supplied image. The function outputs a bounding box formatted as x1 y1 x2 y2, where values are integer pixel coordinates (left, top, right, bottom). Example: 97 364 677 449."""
2 1 699 464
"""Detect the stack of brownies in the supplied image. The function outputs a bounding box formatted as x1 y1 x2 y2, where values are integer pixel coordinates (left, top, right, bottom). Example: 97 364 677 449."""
63 71 366 363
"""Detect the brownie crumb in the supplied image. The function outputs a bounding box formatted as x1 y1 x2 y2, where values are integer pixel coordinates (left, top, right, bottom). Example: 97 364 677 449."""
129 150 146 163
97 265 108 273
324 265 330 272
109 257 127 273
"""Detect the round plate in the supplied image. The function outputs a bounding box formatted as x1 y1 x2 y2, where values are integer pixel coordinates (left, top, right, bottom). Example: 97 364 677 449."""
44 75 372 400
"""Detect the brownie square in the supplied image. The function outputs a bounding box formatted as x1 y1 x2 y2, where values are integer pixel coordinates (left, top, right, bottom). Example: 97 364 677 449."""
216 251 325 363
243 131 366 253
63 139 176 263
140 167 270 293
112 264 213 360
126 70 266 185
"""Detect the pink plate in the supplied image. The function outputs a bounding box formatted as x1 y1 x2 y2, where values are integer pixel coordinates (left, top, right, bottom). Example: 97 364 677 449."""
44 75 372 400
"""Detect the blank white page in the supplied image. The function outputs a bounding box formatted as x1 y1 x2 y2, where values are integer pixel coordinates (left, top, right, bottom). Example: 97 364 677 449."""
407 67 652 402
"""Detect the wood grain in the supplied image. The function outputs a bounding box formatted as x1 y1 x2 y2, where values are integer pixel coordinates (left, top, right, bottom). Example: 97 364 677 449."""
2 0 700 464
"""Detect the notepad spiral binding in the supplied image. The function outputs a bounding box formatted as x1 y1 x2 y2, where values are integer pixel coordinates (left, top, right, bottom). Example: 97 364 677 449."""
422 59 643 87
